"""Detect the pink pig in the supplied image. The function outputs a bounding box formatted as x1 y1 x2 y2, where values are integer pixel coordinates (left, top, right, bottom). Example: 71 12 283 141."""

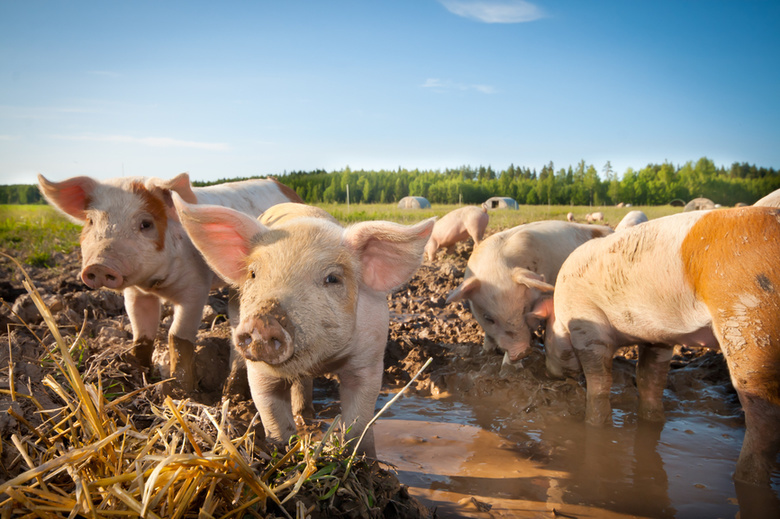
174 199 434 456
424 205 488 261
37 173 301 393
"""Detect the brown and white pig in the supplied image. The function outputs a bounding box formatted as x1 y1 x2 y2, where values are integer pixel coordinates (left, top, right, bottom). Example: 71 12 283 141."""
446 221 612 363
540 206 780 486
614 210 648 231
37 173 302 393
424 205 489 261
173 198 434 456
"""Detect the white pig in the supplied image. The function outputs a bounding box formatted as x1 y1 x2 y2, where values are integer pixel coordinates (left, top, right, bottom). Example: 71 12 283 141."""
37 172 302 393
586 211 605 224
614 210 648 231
174 198 434 456
754 188 780 208
424 205 489 261
447 221 612 363
541 206 780 486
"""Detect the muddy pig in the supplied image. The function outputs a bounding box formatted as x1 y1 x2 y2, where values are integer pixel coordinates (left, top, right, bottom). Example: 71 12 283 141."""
174 198 434 456
540 206 780 486
37 173 301 393
447 221 612 363
424 205 488 261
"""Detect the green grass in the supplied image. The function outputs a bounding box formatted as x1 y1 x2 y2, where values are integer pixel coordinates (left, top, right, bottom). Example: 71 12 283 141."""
0 204 80 267
316 202 683 229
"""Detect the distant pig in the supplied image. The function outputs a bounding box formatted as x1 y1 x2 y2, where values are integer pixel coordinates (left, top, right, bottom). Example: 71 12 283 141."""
541 206 780 486
425 205 488 261
446 221 612 363
614 210 648 231
174 198 434 456
586 211 605 224
37 173 302 393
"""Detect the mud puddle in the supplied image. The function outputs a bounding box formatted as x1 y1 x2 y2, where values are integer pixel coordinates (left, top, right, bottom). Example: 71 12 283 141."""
365 392 780 518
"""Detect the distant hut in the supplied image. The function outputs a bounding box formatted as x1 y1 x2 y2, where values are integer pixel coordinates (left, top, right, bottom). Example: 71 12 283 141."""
668 199 686 207
482 197 519 210
397 196 431 209
683 197 716 212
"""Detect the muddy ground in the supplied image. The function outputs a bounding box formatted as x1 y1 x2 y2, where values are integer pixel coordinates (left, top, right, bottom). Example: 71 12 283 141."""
0 233 744 517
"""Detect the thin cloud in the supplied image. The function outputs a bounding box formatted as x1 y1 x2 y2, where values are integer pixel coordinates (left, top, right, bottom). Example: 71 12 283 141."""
422 78 497 94
439 0 545 23
54 134 230 151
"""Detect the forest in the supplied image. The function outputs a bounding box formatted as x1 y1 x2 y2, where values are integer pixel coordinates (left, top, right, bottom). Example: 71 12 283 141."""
3 157 779 206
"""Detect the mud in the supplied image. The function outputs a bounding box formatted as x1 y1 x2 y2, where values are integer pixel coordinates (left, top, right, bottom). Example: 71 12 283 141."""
2 235 779 518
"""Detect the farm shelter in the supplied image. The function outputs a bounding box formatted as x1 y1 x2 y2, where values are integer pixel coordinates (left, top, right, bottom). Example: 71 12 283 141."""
397 196 431 209
482 196 519 210
683 197 716 212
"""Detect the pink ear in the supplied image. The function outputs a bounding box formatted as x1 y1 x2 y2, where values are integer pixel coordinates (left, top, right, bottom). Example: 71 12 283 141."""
528 296 554 320
37 174 98 223
344 217 435 292
446 276 481 304
146 173 198 222
512 268 555 293
173 194 265 284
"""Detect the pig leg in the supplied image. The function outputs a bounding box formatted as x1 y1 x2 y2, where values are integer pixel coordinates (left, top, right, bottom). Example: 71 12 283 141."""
292 377 314 422
570 324 615 426
167 289 210 393
246 367 297 447
735 395 780 486
124 287 161 368
337 363 383 457
635 343 673 422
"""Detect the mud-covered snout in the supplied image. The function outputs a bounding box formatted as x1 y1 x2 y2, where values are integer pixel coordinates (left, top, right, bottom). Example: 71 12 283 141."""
233 303 295 366
81 263 124 290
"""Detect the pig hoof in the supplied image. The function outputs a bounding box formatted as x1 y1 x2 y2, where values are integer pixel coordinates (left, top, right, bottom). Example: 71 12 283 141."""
132 338 155 368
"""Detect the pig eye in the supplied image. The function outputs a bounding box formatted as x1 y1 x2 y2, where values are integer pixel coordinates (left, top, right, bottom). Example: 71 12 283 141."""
324 273 341 285
140 219 154 231
483 314 495 325
249 270 256 279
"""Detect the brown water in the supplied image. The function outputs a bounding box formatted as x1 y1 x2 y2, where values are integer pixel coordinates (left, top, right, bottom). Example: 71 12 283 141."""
369 392 780 519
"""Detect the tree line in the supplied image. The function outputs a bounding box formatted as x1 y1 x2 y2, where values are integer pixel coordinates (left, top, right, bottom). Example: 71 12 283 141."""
4 157 779 206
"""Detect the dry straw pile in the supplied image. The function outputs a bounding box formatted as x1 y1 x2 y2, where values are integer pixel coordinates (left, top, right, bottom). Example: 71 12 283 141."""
1 256 429 518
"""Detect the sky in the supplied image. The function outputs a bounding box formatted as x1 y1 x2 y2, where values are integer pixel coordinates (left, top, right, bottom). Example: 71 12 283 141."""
1 0 779 185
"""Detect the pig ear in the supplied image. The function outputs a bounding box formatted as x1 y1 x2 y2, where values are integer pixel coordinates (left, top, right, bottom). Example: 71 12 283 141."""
344 217 435 292
446 276 481 304
512 268 554 293
173 194 266 284
528 296 554 320
146 173 198 222
37 174 97 223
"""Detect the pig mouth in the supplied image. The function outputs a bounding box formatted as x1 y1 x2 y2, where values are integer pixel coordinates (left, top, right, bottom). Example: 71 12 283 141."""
234 324 295 366
504 345 533 363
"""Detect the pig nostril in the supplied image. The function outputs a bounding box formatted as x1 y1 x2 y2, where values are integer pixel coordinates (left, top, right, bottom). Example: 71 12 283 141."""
86 273 95 280
237 333 252 347
106 274 116 281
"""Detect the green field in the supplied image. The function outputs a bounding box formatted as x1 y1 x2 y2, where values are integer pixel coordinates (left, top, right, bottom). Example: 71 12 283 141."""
0 203 683 268
0 204 81 267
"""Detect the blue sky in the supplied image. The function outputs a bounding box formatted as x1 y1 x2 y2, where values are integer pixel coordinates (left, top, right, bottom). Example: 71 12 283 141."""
1 0 779 185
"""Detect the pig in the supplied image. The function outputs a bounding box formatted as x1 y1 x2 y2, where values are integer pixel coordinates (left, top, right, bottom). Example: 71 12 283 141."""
446 221 613 363
586 211 605 224
37 172 302 393
424 205 489 261
614 210 648 231
566 212 575 222
173 198 434 456
540 206 780 486
754 188 780 208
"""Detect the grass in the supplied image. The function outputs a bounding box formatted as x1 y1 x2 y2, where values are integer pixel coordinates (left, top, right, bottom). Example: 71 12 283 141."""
0 202 684 269
0 205 80 267
318 202 683 228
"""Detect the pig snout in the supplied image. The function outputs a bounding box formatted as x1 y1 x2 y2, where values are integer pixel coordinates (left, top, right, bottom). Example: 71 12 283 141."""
81 263 124 290
234 311 295 366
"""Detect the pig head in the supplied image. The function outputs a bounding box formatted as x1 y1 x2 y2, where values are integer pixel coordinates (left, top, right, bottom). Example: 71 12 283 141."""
174 196 434 456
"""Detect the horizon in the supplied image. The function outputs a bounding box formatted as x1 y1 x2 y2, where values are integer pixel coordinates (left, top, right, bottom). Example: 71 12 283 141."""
2 1 779 185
